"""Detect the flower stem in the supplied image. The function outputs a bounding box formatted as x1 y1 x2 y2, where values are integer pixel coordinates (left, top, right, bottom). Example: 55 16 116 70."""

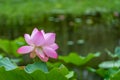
33 57 42 62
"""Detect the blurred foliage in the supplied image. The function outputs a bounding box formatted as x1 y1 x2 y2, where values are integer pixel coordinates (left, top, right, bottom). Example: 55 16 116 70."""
110 70 120 80
0 50 101 80
0 56 75 80
0 57 17 71
1 45 120 79
59 52 100 66
0 0 120 16
88 47 120 80
0 37 25 57
25 62 48 73
99 60 120 69
0 0 120 36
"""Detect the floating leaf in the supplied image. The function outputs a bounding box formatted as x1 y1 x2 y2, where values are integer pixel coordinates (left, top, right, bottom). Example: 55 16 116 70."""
0 55 3 59
59 52 100 66
0 38 25 57
99 60 120 68
0 57 17 71
115 47 120 58
47 68 68 80
0 65 68 80
0 39 10 53
24 61 48 73
110 70 120 80
90 67 119 80
65 71 74 79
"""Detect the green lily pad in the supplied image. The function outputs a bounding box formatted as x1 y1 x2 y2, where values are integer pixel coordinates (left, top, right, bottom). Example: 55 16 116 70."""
59 52 100 66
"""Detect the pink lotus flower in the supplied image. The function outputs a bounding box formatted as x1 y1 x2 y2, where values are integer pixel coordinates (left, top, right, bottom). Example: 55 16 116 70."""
17 28 58 62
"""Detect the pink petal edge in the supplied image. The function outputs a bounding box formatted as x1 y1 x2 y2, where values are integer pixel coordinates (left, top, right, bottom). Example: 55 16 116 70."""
44 33 56 45
35 48 49 62
17 46 34 54
35 48 45 58
32 31 45 46
43 47 58 59
24 34 33 45
50 43 59 50
31 28 39 38
38 56 49 62
41 30 45 36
